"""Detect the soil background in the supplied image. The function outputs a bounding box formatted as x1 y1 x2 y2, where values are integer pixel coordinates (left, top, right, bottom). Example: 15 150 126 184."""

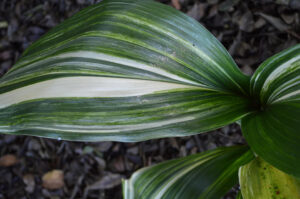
0 0 299 198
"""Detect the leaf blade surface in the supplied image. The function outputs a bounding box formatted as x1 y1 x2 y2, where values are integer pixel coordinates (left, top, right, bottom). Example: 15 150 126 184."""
123 146 254 199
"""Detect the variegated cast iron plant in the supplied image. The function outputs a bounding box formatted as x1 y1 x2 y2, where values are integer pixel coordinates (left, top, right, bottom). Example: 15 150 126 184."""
0 0 299 198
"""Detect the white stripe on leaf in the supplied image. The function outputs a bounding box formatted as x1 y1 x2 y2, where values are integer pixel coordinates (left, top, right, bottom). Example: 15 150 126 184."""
0 76 198 109
261 55 300 102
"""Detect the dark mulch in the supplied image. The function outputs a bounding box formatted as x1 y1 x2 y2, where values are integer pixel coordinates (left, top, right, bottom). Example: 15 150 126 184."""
0 0 299 198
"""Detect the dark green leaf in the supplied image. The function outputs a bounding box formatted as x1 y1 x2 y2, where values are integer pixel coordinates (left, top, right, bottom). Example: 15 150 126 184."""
0 0 251 141
250 44 300 105
123 145 254 199
243 44 300 177
242 102 300 177
236 190 243 199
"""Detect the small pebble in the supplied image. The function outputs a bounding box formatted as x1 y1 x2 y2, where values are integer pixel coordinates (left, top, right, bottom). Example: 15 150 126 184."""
0 154 18 167
42 170 64 190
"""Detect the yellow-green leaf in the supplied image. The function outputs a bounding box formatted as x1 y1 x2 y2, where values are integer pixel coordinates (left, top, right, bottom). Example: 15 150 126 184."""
239 157 300 199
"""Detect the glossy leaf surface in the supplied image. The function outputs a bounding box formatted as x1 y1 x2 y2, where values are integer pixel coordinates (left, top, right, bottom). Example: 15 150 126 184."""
0 0 251 141
242 44 300 177
123 146 254 199
250 44 300 105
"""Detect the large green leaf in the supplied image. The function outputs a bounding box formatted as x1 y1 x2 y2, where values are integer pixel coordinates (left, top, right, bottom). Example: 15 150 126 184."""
239 157 300 199
123 145 254 199
0 0 251 141
242 44 300 177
